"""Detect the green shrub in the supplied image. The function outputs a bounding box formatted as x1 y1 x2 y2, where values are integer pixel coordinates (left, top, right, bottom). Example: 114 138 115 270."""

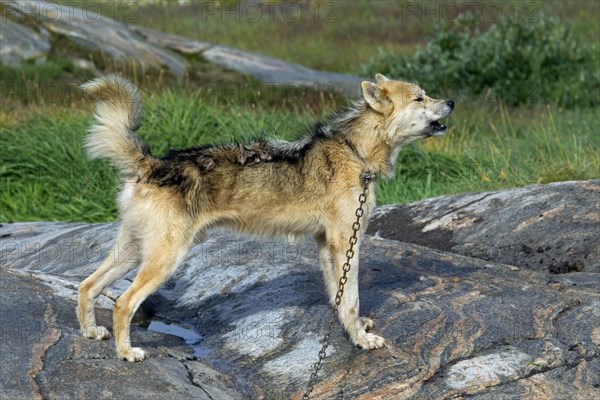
361 15 600 108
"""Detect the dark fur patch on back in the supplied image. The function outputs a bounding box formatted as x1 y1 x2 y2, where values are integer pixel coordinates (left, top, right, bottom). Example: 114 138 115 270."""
144 101 367 190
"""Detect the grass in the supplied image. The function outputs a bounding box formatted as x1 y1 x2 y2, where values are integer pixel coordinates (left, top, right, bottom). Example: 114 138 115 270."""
2 84 598 222
1 1 598 222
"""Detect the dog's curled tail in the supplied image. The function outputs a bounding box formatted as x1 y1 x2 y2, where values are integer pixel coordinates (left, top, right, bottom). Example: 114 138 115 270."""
81 75 155 179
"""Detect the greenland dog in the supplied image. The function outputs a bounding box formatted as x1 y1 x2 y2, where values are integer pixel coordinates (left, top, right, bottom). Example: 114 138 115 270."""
77 73 453 361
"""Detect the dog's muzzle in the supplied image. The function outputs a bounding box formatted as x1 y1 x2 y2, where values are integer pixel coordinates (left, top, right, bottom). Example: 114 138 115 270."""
428 100 454 137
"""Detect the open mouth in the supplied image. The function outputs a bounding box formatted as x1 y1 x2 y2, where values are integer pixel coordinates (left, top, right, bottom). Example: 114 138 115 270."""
428 120 448 136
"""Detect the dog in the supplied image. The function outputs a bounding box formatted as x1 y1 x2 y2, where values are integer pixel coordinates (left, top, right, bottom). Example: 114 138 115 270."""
77 73 454 361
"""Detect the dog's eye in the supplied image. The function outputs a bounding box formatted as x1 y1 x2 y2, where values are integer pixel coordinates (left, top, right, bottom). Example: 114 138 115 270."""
414 97 424 102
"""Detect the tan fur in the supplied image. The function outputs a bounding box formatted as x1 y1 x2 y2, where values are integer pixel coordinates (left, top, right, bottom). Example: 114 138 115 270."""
77 74 453 361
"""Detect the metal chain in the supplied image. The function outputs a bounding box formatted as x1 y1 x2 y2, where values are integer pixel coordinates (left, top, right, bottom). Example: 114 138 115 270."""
303 171 373 400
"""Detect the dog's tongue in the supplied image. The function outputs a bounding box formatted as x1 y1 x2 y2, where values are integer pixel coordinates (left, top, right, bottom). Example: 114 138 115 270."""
430 121 445 130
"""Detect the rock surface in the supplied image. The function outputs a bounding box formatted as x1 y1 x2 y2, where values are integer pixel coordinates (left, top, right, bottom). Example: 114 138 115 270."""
201 45 364 98
0 18 51 65
2 0 365 97
0 268 240 400
130 25 213 55
132 24 364 97
3 0 188 78
369 180 600 274
1 182 599 400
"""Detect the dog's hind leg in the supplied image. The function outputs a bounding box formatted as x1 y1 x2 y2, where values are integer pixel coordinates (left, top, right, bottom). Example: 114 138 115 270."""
323 229 386 350
77 225 141 340
113 225 197 362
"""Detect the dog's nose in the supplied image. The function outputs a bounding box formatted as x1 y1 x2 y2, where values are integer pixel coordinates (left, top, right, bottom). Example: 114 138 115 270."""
446 100 454 109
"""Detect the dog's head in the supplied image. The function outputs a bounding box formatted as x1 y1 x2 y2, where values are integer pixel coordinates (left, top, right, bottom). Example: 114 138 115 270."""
361 74 454 145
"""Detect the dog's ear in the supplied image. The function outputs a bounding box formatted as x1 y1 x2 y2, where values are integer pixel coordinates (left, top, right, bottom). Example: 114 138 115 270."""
375 73 390 85
361 81 391 114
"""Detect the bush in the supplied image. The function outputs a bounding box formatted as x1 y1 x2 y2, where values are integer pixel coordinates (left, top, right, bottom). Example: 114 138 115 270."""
361 15 600 108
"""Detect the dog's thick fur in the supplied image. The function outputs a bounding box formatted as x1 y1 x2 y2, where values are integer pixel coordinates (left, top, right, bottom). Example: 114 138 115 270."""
77 73 453 361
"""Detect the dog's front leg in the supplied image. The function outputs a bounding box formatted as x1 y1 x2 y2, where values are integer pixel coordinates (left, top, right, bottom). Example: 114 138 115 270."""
319 232 386 349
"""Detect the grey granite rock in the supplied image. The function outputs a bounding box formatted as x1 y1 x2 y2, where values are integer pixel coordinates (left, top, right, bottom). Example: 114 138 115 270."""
202 45 364 98
2 0 365 97
1 204 598 398
3 0 187 77
131 25 365 98
0 268 240 400
130 25 213 55
0 18 50 65
369 180 600 274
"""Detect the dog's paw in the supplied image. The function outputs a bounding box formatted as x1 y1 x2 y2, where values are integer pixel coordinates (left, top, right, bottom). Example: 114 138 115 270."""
360 317 375 331
82 325 111 340
119 347 148 362
356 332 386 349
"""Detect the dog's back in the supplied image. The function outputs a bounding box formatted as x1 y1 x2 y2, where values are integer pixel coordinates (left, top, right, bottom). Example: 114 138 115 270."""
81 75 367 235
